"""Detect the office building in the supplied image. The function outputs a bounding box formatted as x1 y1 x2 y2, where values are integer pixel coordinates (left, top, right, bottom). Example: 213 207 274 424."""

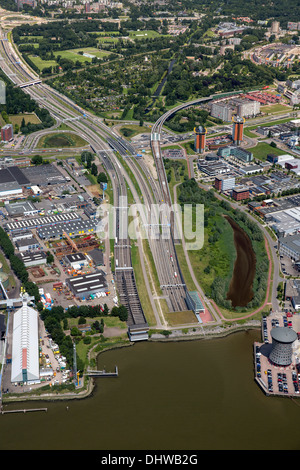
214 176 236 191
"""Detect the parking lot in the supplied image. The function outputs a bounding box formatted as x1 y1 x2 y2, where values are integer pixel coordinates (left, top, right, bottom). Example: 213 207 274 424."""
254 311 300 397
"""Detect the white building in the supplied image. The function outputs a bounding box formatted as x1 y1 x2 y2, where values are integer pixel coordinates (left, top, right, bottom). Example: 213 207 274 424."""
11 299 39 384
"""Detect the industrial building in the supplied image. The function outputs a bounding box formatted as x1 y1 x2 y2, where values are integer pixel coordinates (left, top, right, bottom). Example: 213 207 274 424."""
278 234 300 260
64 252 89 269
268 207 300 236
5 200 39 218
15 236 40 252
239 164 262 175
21 164 67 186
267 154 294 165
66 271 108 298
285 279 300 309
11 230 34 242
269 327 297 367
17 251 47 267
0 166 30 198
11 300 39 384
5 211 80 233
88 248 104 266
37 218 96 240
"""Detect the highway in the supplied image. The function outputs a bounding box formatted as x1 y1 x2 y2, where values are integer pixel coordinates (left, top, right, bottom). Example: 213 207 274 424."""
0 28 149 340
0 29 195 315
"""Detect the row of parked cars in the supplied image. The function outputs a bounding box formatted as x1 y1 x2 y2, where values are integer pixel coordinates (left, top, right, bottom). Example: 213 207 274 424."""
262 316 268 343
292 371 300 394
255 345 261 378
267 369 273 393
277 372 288 394
283 315 293 328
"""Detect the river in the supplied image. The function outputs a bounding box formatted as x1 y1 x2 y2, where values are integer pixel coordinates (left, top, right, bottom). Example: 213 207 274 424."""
226 216 256 308
1 331 300 450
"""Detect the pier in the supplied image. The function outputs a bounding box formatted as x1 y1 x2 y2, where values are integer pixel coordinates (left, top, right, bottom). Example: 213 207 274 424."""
1 408 47 414
86 366 118 377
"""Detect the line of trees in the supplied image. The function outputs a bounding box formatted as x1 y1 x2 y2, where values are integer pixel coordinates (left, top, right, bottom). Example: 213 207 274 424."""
0 227 40 301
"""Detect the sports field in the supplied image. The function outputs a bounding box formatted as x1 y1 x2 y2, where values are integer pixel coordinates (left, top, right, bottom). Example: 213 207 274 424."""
129 30 161 40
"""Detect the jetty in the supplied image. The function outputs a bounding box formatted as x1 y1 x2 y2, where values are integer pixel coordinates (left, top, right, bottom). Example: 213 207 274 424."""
86 366 118 377
1 408 47 414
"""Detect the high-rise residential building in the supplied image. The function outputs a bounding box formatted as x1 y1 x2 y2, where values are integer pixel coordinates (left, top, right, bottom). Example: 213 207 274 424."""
1 124 13 142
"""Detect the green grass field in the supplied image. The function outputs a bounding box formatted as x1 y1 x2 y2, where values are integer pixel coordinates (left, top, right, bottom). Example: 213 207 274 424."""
129 30 161 40
247 142 288 161
65 47 111 59
28 54 57 70
37 132 88 148
260 104 292 113
9 113 41 126
29 47 111 70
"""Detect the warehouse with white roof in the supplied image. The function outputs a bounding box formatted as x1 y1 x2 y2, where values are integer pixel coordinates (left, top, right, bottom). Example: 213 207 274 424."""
11 300 40 384
66 271 108 298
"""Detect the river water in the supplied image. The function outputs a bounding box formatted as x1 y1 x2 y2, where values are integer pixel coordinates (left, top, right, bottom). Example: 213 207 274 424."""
1 330 300 450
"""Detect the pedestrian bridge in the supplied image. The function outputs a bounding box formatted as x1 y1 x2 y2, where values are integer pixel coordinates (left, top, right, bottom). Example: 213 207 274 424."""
18 80 42 88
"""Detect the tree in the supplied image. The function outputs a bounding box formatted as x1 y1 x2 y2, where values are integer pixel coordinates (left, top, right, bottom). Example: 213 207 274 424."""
31 154 43 165
97 172 108 184
91 162 98 176
46 252 54 264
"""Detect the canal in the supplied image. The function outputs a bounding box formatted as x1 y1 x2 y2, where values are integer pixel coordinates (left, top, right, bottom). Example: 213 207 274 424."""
145 58 176 114
1 331 300 450
225 216 256 308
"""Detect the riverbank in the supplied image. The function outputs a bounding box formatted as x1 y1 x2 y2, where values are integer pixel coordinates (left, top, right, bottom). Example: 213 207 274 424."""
1 322 260 405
